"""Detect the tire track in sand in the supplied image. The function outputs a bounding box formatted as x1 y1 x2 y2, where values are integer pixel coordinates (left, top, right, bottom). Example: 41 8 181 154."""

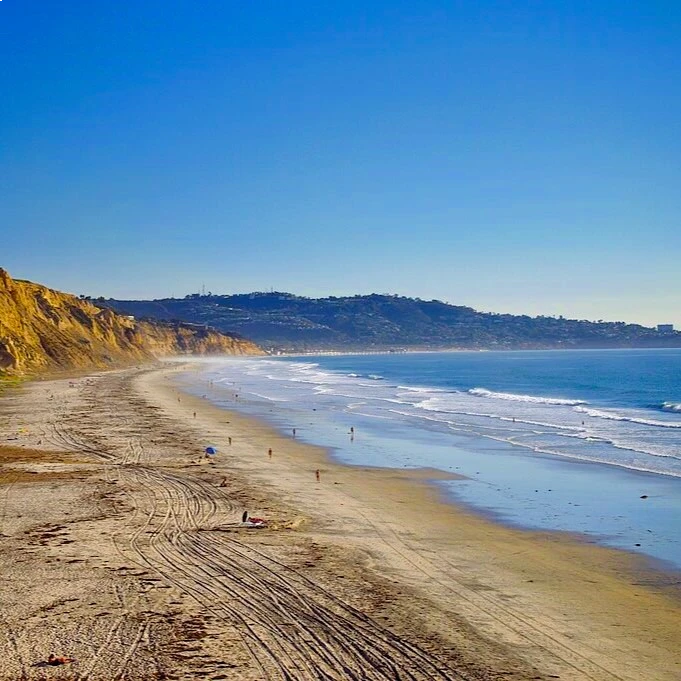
121 464 458 680
44 371 466 680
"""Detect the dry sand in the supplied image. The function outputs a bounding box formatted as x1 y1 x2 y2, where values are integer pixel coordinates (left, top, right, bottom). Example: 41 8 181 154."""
0 363 680 680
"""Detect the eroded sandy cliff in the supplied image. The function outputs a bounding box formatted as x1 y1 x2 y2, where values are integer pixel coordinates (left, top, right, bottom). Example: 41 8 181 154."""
0 268 262 375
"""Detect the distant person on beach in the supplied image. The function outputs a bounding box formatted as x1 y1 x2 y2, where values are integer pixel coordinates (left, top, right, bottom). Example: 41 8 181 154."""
228 436 232 445
292 428 296 437
315 469 320 482
268 448 272 459
193 412 196 418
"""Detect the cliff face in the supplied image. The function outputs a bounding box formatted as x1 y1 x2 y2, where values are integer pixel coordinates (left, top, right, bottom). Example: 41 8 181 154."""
0 269 263 375
135 320 261 357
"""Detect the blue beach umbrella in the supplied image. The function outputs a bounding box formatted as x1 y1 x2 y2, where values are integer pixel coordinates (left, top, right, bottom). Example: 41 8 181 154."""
205 446 217 455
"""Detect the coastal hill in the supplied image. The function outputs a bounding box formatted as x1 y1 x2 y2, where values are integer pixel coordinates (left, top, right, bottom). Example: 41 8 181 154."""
106 291 681 352
0 269 263 376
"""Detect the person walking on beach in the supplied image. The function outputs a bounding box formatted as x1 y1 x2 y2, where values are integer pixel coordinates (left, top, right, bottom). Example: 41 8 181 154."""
268 448 272 459
228 436 232 445
292 428 296 437
315 469 320 482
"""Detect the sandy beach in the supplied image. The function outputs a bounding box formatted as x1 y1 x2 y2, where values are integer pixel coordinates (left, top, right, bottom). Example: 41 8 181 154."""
1 363 680 681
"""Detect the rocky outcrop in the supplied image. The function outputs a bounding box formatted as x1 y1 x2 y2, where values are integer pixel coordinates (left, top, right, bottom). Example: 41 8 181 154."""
0 269 263 375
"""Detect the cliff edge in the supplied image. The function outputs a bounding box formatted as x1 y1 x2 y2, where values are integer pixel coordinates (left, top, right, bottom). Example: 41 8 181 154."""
0 269 263 375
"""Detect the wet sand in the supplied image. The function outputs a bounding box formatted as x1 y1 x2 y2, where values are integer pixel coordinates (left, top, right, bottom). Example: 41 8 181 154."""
0 362 680 680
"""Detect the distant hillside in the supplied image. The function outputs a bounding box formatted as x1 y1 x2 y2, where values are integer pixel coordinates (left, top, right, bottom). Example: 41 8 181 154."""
105 291 681 352
0 269 263 376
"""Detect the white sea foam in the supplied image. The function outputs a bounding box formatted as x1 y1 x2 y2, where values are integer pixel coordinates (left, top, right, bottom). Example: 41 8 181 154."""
441 422 681 477
413 396 579 430
397 385 445 393
575 406 681 429
468 387 586 406
414 397 458 413
398 401 581 433
290 373 336 384
190 355 681 480
609 439 681 461
249 392 289 402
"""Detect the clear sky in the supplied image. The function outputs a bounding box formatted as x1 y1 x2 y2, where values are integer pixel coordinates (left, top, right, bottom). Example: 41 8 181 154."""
2 1 680 327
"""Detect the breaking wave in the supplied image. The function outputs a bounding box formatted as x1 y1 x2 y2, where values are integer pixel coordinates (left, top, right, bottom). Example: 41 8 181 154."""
575 406 681 429
468 387 586 406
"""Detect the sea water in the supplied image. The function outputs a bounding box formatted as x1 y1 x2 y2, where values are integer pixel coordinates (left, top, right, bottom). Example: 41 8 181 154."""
177 349 681 570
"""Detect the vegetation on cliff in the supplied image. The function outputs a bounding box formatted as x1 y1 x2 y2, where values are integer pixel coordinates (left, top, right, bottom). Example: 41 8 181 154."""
107 291 681 352
0 269 262 376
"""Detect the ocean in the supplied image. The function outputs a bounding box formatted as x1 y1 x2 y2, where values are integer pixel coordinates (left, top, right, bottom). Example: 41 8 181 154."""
177 349 681 570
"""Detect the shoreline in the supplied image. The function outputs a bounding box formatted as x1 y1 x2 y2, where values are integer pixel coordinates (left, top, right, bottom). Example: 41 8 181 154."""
178 364 681 575
180 361 681 577
437 449 681 576
171 361 681 586
271 346 681 357
180 352 681 570
160 363 681 672
1 362 680 680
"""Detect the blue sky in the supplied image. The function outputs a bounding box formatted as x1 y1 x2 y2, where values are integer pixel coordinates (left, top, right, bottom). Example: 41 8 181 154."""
2 1 680 326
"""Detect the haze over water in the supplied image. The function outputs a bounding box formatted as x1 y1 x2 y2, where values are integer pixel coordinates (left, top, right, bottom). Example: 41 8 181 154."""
179 349 681 569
